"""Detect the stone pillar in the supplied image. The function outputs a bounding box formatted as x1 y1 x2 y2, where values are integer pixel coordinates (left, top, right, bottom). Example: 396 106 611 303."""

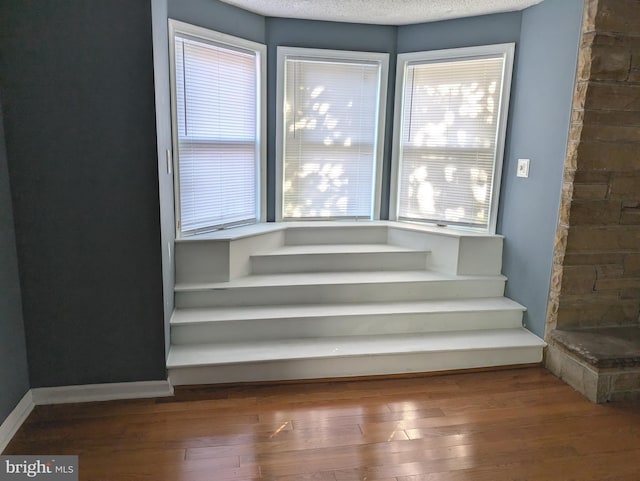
547 0 640 336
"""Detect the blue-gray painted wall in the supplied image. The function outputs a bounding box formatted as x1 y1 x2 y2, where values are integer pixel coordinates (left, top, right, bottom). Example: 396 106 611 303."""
498 0 583 338
0 95 30 426
0 0 166 388
397 11 522 52
167 0 266 44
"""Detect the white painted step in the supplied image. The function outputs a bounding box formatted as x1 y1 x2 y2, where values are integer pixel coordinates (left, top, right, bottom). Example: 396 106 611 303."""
171 297 525 344
250 244 430 274
167 328 546 385
174 271 506 308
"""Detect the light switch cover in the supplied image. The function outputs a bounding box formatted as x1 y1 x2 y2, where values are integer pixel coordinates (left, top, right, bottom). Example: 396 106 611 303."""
517 158 530 178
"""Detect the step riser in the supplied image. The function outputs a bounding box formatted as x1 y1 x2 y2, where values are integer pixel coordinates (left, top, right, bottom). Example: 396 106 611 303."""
171 309 523 344
251 251 429 274
175 279 506 308
168 346 543 385
285 226 389 245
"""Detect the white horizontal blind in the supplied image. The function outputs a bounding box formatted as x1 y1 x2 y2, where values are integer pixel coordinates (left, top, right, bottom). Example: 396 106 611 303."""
397 54 506 230
174 34 258 234
282 57 381 219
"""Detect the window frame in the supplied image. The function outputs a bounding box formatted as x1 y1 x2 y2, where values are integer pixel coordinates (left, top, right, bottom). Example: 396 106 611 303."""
389 43 515 233
275 46 389 222
168 19 267 238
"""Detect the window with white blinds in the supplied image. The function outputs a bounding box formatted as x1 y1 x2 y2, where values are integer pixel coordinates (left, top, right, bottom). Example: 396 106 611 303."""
392 44 514 232
277 48 388 220
169 21 265 236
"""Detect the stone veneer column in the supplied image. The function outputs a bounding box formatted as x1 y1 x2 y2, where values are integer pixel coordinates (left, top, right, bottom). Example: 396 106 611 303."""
546 0 640 336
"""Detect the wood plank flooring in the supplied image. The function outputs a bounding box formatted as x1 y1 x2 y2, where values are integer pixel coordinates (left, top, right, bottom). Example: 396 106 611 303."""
4 367 640 480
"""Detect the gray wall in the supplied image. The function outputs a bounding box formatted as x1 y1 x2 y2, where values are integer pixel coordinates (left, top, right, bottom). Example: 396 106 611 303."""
266 18 397 220
0 0 166 387
168 0 266 43
0 96 30 425
498 0 583 337
397 11 522 52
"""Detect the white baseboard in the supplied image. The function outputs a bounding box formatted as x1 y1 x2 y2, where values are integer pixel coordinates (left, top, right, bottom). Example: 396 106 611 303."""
1 380 173 453
0 390 35 454
31 380 174 406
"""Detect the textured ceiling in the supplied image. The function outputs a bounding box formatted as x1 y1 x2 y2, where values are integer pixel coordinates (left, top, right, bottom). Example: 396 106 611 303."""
217 0 544 25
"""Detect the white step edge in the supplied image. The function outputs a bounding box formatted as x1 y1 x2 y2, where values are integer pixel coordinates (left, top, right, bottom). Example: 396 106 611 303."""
0 391 34 454
175 220 500 243
175 275 506 308
175 270 480 286
172 297 525 324
170 298 525 344
168 328 544 367
175 222 286 242
175 270 505 290
168 329 545 385
254 244 424 255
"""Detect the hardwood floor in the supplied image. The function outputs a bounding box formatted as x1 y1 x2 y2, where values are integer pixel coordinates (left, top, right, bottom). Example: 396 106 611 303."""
5 367 640 480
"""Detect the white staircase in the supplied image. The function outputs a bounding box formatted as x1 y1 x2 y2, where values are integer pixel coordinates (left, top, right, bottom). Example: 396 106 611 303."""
167 221 545 385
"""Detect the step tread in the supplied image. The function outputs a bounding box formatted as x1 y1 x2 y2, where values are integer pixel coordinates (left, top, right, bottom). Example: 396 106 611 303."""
167 328 545 368
253 244 426 256
171 297 525 325
175 270 506 291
